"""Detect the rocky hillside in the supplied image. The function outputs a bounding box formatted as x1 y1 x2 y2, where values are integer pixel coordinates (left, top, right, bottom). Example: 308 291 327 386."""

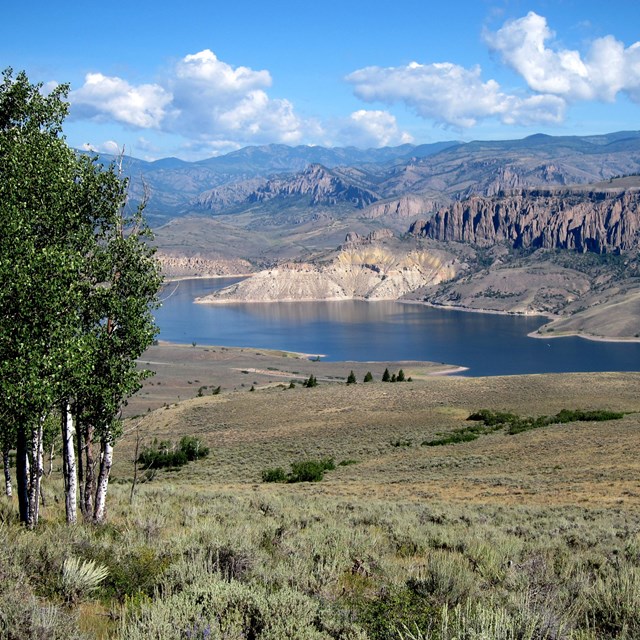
411 189 640 253
191 164 380 212
105 130 640 221
385 132 640 200
196 248 456 304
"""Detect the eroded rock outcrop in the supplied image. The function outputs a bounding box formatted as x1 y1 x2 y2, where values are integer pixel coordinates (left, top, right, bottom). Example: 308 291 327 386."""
361 195 441 220
341 229 394 249
157 252 253 278
196 248 456 303
412 189 640 253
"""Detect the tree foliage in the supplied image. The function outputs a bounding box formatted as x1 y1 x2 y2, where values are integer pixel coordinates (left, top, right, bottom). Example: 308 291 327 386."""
138 437 209 470
303 374 318 388
0 68 161 525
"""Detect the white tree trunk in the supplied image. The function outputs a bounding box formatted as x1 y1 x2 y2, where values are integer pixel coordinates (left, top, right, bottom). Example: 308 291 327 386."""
47 441 55 477
2 446 12 498
27 418 44 528
61 402 77 524
93 435 113 524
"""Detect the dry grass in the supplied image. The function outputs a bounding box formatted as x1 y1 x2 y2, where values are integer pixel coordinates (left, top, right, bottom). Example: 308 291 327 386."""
117 370 640 509
127 342 457 416
5 349 640 639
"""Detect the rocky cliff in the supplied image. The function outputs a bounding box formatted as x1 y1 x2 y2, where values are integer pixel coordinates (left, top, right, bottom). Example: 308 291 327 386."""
196 248 456 304
412 189 640 253
156 252 253 278
191 163 379 212
360 195 442 221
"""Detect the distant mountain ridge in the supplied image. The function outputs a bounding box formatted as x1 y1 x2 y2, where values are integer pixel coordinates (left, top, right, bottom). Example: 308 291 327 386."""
90 131 640 223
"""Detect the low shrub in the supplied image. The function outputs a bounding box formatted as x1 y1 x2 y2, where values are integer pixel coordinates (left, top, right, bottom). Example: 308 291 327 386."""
391 439 413 448
118 579 349 640
261 467 288 483
423 431 479 446
290 458 335 482
59 557 109 603
352 583 436 640
262 458 335 483
138 436 209 470
464 408 625 438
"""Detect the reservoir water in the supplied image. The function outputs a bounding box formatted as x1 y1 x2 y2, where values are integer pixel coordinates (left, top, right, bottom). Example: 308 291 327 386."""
155 278 640 377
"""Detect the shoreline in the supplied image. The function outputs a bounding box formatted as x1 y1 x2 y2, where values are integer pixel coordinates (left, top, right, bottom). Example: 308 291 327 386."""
153 340 465 375
527 329 640 344
400 298 556 320
162 273 253 283
162 276 640 345
155 339 326 360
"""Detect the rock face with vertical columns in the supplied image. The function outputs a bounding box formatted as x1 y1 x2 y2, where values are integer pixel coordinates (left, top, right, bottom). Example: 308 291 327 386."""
411 189 640 254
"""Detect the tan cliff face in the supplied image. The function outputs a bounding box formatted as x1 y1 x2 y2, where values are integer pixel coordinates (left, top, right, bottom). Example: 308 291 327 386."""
413 189 640 253
196 248 457 303
156 252 253 278
360 195 442 221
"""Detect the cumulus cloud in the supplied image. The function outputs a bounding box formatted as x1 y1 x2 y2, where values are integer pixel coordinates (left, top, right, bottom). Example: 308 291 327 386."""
80 140 123 155
485 11 640 103
166 49 303 140
173 49 271 101
178 138 244 158
70 50 315 146
346 13 640 130
346 61 564 128
71 73 172 128
338 110 413 147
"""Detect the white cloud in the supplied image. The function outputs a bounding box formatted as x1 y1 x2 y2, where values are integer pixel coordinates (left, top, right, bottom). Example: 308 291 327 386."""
500 94 566 126
80 140 123 155
71 73 172 128
485 11 640 103
70 50 315 146
179 138 244 158
346 61 564 128
339 110 413 147
174 49 271 101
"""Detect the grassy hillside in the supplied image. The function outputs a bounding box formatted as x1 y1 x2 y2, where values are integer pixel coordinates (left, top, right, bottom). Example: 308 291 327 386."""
2 368 640 639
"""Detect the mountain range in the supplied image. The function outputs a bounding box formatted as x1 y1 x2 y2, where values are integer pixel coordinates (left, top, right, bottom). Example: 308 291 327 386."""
104 130 640 223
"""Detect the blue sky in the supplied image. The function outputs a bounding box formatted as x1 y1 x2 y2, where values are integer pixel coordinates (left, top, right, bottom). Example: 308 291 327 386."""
3 0 639 160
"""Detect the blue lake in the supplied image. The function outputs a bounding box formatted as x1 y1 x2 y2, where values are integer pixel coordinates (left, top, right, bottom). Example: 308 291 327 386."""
155 278 640 377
